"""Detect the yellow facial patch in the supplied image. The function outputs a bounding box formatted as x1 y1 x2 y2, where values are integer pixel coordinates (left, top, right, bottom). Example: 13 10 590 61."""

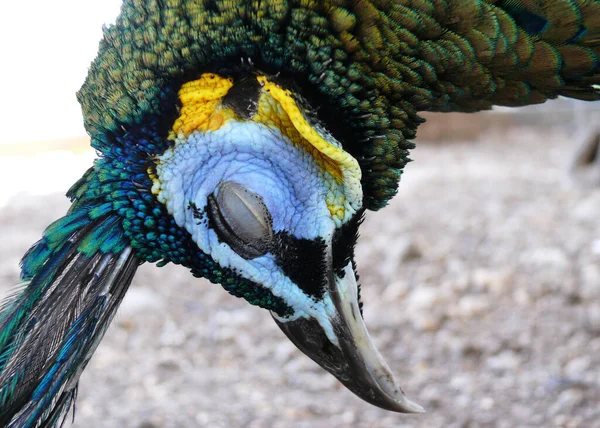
170 73 235 137
254 76 348 183
165 73 362 223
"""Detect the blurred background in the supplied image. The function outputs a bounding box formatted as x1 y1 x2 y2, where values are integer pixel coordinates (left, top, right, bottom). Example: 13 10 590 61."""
1 1 600 427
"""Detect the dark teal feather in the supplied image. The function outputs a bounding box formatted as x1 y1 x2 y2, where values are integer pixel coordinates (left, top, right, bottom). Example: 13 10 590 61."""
0 213 138 427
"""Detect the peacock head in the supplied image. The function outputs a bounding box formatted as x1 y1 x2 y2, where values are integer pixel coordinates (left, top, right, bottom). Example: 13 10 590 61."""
147 73 423 413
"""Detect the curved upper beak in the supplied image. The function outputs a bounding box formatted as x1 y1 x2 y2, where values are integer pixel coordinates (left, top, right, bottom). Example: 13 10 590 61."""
272 263 424 413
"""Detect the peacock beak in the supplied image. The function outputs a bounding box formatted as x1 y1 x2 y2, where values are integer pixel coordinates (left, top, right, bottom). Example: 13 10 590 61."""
272 263 424 413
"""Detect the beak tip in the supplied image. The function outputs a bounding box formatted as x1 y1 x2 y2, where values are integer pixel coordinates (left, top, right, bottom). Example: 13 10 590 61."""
399 397 426 414
273 263 427 415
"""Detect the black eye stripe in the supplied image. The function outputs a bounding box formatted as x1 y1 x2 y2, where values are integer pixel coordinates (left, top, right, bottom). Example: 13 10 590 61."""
332 209 365 277
272 232 328 300
273 208 364 301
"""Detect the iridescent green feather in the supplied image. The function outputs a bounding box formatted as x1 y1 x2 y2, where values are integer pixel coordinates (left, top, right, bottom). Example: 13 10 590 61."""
78 0 600 209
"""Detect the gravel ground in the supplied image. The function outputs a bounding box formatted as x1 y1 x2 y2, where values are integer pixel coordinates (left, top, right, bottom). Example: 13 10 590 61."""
1 125 599 427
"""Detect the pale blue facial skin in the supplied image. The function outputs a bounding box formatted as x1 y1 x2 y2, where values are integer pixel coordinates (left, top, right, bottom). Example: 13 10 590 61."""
153 120 360 342
158 121 335 239
152 119 424 413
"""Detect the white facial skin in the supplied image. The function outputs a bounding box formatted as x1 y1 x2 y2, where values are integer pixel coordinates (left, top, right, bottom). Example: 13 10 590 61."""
154 120 358 343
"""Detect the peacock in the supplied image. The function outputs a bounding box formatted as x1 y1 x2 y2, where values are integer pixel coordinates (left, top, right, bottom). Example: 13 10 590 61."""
1 0 600 426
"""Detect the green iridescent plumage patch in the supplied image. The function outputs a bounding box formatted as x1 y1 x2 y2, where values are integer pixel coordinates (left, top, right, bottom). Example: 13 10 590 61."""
78 0 600 211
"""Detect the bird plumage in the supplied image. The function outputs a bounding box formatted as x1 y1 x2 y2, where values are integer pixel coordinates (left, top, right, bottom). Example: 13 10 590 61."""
1 1 600 426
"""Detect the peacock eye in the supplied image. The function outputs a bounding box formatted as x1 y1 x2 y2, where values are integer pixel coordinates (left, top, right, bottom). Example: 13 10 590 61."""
207 181 274 259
